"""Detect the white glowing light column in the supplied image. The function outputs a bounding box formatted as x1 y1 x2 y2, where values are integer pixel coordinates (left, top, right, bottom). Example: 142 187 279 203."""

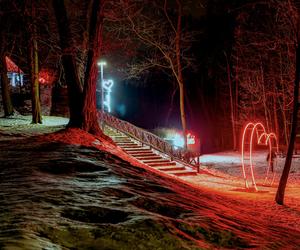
97 61 107 128
97 60 107 113
103 79 114 113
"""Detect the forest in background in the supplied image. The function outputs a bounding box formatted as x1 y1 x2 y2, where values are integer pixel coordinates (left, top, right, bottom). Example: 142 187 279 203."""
0 0 299 152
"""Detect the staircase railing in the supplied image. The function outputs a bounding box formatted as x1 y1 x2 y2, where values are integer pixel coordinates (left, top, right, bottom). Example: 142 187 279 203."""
100 111 187 161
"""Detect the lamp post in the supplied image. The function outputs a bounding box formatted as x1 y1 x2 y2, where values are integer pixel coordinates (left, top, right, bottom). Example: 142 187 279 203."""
97 60 107 127
97 60 107 111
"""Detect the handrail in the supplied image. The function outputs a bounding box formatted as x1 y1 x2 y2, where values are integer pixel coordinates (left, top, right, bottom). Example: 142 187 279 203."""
100 111 189 161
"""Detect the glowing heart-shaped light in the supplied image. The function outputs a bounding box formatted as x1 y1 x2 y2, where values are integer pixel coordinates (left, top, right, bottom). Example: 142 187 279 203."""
103 79 113 90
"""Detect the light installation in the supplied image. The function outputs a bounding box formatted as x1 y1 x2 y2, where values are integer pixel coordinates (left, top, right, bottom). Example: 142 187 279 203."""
241 122 279 191
187 133 196 145
103 79 113 113
173 133 184 148
171 132 196 149
97 60 107 114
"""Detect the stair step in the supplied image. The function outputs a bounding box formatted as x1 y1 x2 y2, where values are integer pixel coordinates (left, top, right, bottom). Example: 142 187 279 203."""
123 146 143 149
117 143 139 146
143 159 172 164
157 166 185 171
148 162 176 167
126 148 151 152
131 152 157 157
168 170 198 176
136 156 162 160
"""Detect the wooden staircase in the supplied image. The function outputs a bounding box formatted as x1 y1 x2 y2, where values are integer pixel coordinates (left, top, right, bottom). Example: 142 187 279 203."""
104 127 198 177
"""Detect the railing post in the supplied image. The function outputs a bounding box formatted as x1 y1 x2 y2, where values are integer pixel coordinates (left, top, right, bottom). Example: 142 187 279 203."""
196 155 201 173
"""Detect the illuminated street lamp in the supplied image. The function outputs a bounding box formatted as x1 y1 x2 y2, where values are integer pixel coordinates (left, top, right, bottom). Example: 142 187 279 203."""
97 60 107 114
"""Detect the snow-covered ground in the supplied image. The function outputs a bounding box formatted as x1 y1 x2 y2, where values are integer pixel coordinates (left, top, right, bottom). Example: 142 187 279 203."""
199 150 300 187
0 115 69 140
1 115 300 249
0 114 69 127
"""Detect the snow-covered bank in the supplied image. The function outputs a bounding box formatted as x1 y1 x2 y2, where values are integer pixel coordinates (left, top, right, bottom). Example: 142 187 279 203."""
1 115 300 249
0 115 69 140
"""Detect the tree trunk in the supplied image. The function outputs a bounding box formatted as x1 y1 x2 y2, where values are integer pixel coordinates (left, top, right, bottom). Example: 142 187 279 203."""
272 88 279 142
279 52 289 146
81 0 103 135
225 52 237 150
28 1 42 124
0 54 14 116
262 87 269 131
259 61 271 131
175 0 187 149
165 85 177 126
53 0 83 127
275 43 300 205
234 33 239 147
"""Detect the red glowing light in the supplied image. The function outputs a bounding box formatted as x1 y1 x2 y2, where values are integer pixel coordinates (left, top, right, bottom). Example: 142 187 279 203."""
38 69 56 85
241 122 279 191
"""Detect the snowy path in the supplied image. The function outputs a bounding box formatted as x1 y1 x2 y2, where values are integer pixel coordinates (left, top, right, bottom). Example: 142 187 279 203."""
103 124 300 200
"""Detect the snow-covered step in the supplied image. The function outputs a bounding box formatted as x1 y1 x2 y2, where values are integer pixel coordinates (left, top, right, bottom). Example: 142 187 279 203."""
114 137 132 140
157 166 186 171
136 156 163 160
111 136 128 139
167 170 198 176
148 162 177 167
125 148 152 153
131 152 157 157
116 142 134 145
143 159 172 164
123 145 143 149
115 139 132 142
117 143 139 147
104 124 198 179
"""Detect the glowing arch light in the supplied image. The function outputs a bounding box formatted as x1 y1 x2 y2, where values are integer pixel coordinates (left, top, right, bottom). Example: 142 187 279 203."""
241 122 279 191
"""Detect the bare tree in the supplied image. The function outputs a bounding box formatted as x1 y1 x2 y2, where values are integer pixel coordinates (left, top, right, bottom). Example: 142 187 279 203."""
105 0 196 148
225 51 237 150
276 42 300 205
52 0 83 128
80 0 104 135
53 0 104 135
276 1 300 204
27 0 42 124
0 54 14 117
0 6 14 117
232 0 296 146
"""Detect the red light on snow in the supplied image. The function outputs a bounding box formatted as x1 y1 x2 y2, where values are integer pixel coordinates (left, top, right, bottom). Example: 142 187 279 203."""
241 122 279 191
